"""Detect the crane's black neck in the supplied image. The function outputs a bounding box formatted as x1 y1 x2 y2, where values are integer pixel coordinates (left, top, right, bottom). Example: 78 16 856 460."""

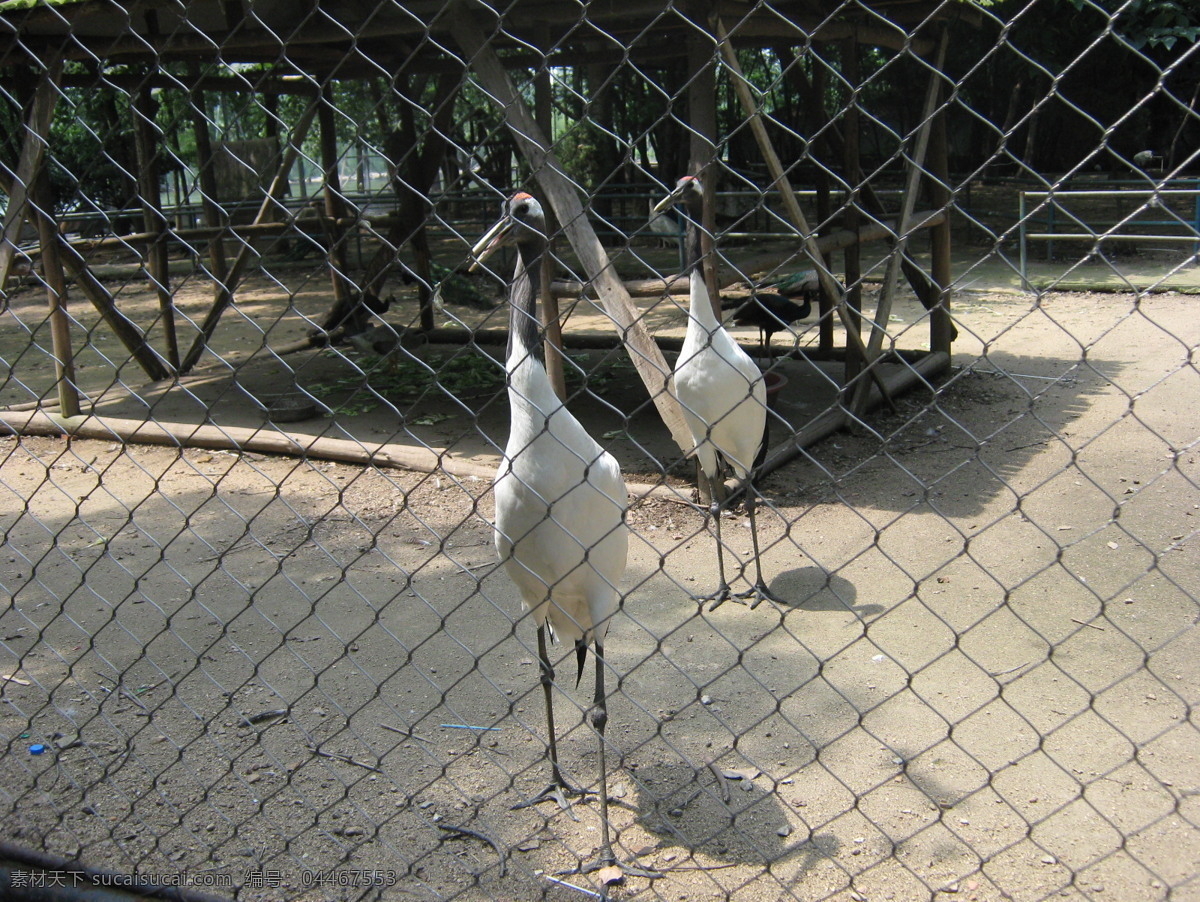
682 196 704 277
508 238 546 365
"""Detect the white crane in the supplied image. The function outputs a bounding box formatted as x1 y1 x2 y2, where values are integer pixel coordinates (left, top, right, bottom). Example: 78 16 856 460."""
654 176 780 609
472 193 650 878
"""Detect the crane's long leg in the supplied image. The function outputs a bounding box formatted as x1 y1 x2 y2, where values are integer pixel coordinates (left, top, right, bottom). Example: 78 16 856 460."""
734 480 785 608
693 470 733 610
512 624 592 810
591 641 614 866
576 642 661 882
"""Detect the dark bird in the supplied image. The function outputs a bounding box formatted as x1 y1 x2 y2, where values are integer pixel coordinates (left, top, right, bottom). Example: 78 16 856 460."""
727 291 812 360
471 193 652 880
655 176 780 608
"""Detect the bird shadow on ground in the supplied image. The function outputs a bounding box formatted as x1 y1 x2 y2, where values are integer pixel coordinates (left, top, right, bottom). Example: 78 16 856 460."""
626 760 840 876
767 567 883 619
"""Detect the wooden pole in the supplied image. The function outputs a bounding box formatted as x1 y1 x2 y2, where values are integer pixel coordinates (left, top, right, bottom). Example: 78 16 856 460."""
0 407 676 504
132 82 179 370
534 39 567 401
188 70 230 284
55 235 171 381
784 54 941 322
561 209 944 300
849 29 948 414
927 50 955 357
1 61 80 416
180 96 319 373
449 8 692 455
32 169 80 417
841 36 864 383
319 84 355 313
757 351 950 481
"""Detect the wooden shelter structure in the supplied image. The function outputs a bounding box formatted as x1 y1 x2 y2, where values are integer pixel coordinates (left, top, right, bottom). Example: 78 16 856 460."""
0 0 973 468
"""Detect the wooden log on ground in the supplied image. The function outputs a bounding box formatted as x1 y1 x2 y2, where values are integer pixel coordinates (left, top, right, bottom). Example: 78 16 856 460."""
0 408 674 502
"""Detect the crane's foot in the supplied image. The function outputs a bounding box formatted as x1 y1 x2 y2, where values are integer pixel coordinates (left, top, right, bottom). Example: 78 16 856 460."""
734 581 785 610
691 584 736 611
512 781 595 813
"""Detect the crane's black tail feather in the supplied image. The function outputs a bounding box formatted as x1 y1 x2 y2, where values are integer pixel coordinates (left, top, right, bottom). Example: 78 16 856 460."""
574 640 587 688
754 412 770 472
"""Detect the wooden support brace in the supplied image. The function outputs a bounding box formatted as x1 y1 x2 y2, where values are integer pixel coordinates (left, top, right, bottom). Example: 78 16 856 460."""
56 235 172 382
449 7 692 455
534 41 567 401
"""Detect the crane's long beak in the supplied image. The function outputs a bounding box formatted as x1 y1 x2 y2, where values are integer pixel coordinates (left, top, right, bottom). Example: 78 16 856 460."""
652 185 687 215
469 216 512 272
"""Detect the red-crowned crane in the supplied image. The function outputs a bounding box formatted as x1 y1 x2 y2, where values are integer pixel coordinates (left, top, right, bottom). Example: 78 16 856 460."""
654 176 781 609
472 193 652 879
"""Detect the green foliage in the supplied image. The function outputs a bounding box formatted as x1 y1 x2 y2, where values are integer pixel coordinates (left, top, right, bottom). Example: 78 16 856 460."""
554 120 607 191
1059 0 1199 48
431 263 494 311
50 69 137 213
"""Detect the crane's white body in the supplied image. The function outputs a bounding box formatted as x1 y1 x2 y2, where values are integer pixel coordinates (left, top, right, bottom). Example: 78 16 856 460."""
675 269 767 481
495 332 628 647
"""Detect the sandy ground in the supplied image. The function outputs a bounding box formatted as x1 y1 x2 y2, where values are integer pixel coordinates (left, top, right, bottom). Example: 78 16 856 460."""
1 247 1199 901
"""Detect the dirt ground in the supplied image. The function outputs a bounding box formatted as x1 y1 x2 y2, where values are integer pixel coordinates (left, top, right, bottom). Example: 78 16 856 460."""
1 251 1199 902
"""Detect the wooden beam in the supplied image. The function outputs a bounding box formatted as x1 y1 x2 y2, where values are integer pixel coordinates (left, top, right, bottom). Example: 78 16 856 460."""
756 351 951 484
546 210 946 300
1 62 81 416
55 236 172 381
449 7 692 455
781 51 941 331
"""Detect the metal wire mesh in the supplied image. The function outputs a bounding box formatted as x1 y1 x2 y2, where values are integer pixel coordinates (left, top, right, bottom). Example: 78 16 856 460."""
1 1 1198 900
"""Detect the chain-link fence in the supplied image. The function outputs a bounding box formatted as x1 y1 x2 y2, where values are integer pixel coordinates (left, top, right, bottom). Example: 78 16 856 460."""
2 1 1198 900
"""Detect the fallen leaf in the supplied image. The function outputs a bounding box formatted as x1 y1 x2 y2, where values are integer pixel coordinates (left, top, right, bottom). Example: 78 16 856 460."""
722 767 760 781
596 865 624 886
